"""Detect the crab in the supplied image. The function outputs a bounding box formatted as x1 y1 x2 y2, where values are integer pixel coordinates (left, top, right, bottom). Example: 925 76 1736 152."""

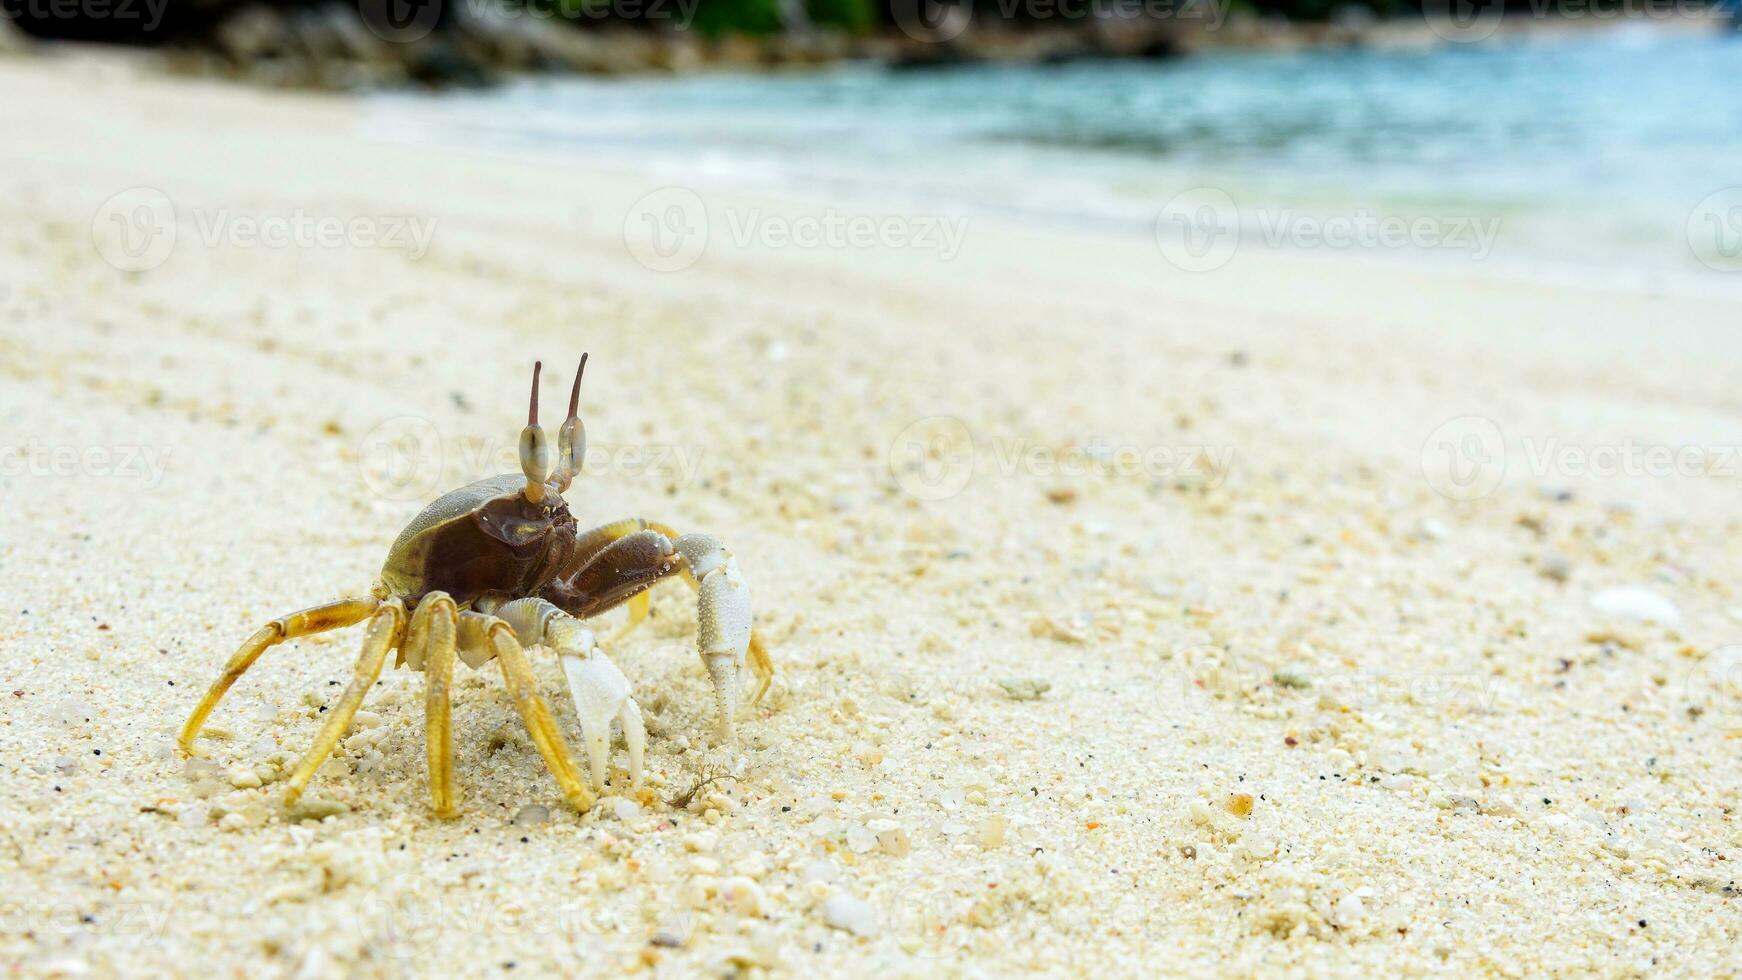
176 357 771 817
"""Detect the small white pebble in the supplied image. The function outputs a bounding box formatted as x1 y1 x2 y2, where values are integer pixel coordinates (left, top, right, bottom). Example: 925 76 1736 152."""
846 824 877 853
870 820 910 857
1590 586 1682 627
802 860 837 885
822 894 876 936
226 764 262 789
977 814 1007 849
612 798 642 822
718 876 767 917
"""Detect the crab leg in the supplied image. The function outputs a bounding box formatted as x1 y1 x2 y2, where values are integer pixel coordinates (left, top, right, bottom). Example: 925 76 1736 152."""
282 599 405 808
403 592 460 818
669 533 755 742
646 523 774 709
546 529 680 618
178 596 382 756
493 597 644 792
544 520 771 743
459 611 595 813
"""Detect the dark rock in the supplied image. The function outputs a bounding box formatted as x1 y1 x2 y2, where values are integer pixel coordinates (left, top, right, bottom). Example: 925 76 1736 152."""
407 39 493 87
212 4 290 63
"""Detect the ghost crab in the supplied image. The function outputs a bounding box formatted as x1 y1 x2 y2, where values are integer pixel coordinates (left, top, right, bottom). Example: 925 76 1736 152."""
177 357 771 817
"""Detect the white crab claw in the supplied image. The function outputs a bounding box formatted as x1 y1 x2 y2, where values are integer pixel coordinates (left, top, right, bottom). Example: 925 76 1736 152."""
703 653 739 742
560 650 644 790
691 539 752 743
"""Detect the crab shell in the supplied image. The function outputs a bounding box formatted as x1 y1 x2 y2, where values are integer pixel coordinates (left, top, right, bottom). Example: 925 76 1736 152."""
378 473 579 607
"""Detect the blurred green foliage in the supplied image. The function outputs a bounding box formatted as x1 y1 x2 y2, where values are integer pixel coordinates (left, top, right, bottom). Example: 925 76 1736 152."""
807 0 878 32
690 0 789 35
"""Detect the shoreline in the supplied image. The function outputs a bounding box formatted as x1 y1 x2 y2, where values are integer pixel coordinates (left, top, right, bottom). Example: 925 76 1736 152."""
356 41 1742 301
2 53 1741 976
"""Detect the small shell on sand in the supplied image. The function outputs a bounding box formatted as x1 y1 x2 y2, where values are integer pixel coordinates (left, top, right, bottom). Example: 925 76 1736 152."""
511 804 551 827
822 894 877 936
1590 587 1682 627
997 678 1051 701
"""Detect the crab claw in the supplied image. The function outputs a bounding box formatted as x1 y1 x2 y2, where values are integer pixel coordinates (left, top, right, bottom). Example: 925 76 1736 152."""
680 533 753 743
560 649 644 791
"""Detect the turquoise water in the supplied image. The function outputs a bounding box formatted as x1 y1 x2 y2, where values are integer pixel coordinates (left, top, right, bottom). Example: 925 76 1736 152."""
374 27 1742 284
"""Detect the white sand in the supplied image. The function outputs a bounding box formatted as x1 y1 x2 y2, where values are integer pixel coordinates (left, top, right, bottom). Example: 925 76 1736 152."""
1 53 1740 977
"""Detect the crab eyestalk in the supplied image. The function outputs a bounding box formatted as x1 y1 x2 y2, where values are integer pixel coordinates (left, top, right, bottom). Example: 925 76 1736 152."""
556 353 588 491
519 361 553 503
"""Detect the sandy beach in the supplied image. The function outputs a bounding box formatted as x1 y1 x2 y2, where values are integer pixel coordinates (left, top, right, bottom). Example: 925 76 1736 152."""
2 52 1740 976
